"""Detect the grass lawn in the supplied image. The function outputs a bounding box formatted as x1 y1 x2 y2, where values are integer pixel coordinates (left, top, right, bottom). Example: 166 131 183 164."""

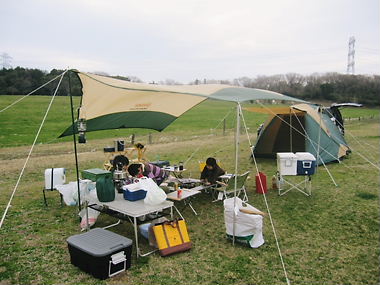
0 96 379 285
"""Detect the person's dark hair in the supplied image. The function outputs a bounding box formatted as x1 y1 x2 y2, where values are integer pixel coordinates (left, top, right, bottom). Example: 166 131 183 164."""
206 157 217 167
112 155 129 170
128 164 141 176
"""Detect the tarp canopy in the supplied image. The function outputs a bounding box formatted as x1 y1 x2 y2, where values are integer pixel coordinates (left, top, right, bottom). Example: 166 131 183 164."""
60 71 304 136
252 103 350 164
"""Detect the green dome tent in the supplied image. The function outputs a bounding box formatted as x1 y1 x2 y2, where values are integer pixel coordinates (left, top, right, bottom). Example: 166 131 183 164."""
250 103 350 165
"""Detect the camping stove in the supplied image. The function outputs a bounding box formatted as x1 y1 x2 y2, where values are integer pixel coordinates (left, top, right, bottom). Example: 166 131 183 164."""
113 170 127 193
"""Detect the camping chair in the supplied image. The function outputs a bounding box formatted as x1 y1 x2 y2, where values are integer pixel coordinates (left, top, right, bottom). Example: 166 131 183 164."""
214 171 250 202
198 160 225 172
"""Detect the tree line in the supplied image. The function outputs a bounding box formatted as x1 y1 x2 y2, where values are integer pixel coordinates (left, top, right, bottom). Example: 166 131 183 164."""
1 67 379 106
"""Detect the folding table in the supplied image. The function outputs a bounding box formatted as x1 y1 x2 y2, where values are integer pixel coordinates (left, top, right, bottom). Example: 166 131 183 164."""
166 188 201 216
87 193 177 258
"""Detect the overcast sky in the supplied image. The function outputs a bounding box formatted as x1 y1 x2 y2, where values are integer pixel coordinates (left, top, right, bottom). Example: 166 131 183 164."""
1 0 379 83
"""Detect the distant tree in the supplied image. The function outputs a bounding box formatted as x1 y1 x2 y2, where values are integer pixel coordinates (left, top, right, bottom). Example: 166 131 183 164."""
158 79 182 85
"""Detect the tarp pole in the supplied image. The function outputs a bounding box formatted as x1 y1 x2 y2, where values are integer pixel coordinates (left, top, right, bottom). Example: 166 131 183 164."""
232 102 240 246
290 108 293 153
68 71 82 212
316 107 323 169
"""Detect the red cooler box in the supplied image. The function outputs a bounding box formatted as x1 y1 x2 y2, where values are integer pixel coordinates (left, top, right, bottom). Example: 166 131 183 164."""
67 228 132 279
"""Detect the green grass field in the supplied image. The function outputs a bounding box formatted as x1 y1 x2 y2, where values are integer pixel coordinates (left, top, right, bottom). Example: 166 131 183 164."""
0 95 379 285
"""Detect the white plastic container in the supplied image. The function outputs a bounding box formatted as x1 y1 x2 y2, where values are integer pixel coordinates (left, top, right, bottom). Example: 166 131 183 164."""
44 168 66 190
277 153 297 176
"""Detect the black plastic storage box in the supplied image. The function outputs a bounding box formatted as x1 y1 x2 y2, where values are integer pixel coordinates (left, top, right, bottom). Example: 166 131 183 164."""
67 228 132 279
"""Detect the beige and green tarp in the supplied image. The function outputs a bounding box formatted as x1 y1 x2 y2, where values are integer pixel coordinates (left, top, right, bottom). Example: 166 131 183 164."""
60 71 304 136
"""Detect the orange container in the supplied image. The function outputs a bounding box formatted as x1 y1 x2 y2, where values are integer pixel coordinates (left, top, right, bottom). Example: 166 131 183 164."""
255 172 267 194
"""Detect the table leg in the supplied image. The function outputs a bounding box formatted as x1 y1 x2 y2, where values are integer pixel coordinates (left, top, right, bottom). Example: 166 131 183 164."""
187 201 198 215
133 217 140 259
173 205 184 220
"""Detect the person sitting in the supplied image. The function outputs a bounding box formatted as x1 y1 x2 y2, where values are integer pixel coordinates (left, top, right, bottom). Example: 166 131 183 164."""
128 162 168 186
200 157 225 185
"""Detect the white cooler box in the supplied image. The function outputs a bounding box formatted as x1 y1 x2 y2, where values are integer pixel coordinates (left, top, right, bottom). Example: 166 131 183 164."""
295 152 316 175
277 153 297 176
44 168 66 190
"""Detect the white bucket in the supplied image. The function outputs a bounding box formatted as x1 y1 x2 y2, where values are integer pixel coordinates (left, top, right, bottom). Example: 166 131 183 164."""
44 168 66 190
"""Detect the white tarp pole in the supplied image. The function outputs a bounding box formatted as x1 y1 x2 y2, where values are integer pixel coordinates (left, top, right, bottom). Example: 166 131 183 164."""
232 102 240 246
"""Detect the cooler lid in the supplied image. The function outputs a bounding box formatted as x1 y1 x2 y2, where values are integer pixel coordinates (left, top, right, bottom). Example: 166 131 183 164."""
82 168 111 175
67 228 132 256
295 152 316 161
276 152 297 159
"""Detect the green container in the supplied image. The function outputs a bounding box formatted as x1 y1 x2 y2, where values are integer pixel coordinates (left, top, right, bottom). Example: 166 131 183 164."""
96 176 115 202
81 168 112 182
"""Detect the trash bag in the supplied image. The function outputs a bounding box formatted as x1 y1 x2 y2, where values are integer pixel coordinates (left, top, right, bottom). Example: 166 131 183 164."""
79 207 100 230
223 197 264 248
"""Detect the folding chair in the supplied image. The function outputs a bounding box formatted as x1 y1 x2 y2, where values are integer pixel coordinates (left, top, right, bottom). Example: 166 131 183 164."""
198 161 207 172
215 171 250 202
198 160 225 172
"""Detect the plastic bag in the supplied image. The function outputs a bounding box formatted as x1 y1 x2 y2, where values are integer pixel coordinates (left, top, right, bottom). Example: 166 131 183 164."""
223 197 264 248
79 207 100 230
56 181 89 206
140 178 167 205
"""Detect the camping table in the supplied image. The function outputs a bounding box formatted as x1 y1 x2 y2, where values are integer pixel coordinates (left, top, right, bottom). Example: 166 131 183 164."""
219 173 233 182
162 166 187 178
166 188 201 216
87 193 176 258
